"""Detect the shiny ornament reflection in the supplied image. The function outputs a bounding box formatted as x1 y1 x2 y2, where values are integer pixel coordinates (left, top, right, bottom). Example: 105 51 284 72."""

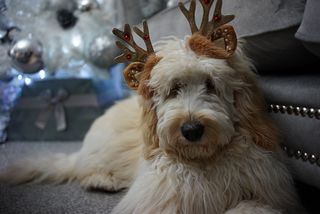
88 34 118 68
8 39 44 73
78 0 99 12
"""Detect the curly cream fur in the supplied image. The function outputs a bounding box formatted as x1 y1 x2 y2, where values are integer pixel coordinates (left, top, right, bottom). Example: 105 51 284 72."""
0 37 303 214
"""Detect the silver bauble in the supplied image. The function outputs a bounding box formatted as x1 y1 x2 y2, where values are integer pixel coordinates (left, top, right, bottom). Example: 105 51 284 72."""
8 39 44 74
78 0 99 12
88 34 118 68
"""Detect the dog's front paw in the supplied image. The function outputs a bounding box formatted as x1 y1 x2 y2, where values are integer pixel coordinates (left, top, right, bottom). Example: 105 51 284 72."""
80 172 131 192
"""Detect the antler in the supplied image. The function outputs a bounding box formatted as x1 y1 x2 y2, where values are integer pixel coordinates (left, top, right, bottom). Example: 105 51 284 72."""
112 21 154 63
179 0 234 38
179 0 237 58
112 21 157 90
179 0 198 34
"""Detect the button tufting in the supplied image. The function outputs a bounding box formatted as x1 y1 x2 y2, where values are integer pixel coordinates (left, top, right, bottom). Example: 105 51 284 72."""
269 104 320 120
268 104 273 112
294 107 301 115
310 154 318 164
295 150 302 159
281 144 320 167
280 105 287 113
274 105 280 113
308 108 315 118
300 107 308 117
287 106 294 114
302 152 309 161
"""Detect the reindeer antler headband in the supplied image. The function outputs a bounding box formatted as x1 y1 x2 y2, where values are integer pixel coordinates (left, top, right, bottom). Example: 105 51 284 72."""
112 0 237 90
112 21 155 89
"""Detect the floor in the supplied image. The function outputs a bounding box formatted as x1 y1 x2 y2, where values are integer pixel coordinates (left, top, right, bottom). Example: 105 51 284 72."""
0 142 124 214
1 142 319 214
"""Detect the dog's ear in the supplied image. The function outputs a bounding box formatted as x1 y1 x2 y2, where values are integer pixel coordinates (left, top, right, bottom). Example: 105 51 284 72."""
137 55 162 99
142 105 161 160
123 55 161 99
234 73 278 150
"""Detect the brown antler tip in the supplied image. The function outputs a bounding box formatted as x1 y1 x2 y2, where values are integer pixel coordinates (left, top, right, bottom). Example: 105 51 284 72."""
112 28 117 34
113 21 156 64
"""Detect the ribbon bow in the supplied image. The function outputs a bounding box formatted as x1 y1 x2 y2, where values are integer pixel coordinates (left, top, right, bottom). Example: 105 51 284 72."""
35 88 69 132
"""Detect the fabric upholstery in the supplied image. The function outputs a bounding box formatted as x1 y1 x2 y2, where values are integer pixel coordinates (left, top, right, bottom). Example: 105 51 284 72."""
144 0 304 43
296 0 320 43
258 75 320 189
243 26 319 72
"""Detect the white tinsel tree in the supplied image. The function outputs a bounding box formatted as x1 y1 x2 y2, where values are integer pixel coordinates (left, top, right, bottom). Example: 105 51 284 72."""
2 0 122 78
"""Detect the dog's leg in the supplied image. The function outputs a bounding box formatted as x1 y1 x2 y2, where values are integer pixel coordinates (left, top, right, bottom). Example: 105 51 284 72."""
0 96 142 192
225 201 282 214
77 129 142 191
74 96 143 191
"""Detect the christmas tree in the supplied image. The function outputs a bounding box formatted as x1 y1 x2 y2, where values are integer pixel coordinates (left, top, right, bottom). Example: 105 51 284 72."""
0 0 182 142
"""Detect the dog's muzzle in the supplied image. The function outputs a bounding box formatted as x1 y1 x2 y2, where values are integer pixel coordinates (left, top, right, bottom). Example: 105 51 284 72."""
180 121 204 142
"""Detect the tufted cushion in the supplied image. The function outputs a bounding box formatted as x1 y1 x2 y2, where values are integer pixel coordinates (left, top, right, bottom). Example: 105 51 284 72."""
258 74 320 189
296 0 320 43
144 0 304 43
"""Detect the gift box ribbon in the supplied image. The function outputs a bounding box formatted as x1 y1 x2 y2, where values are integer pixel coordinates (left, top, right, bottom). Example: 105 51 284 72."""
16 88 99 132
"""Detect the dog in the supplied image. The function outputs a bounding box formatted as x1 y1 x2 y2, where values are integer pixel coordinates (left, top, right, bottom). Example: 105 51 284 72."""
1 0 303 213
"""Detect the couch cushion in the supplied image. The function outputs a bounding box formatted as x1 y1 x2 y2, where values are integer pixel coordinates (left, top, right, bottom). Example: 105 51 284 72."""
258 74 320 189
145 0 304 42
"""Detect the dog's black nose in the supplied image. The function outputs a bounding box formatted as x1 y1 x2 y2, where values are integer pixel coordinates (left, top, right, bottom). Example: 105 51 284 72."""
180 122 204 142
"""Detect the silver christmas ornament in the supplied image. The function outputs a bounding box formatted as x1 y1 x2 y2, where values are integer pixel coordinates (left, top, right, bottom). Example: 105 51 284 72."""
88 34 118 68
8 38 44 73
78 0 99 12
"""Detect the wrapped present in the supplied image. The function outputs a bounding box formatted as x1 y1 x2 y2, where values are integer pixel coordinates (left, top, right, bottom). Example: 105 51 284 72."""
7 78 103 141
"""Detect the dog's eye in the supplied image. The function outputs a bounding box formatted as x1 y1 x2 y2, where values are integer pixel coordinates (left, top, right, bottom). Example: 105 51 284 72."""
168 83 182 98
205 78 215 94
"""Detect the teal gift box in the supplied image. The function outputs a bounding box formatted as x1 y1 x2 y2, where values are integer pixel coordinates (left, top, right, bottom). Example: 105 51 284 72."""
7 78 103 141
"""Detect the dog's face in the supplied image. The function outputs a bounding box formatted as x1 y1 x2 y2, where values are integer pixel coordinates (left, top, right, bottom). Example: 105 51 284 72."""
146 41 241 161
114 2 277 162
134 38 276 162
